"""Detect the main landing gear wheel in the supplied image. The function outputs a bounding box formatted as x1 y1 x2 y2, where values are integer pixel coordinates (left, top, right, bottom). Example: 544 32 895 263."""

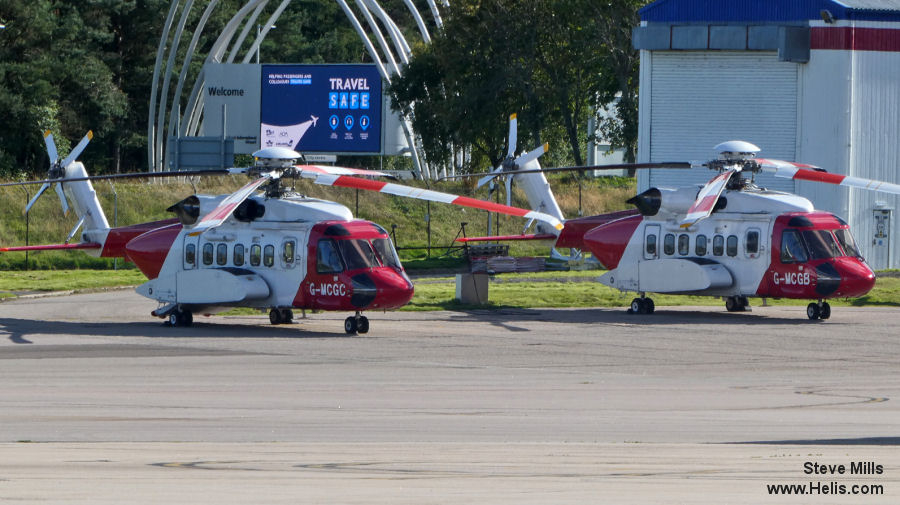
807 301 831 320
270 308 294 325
168 308 193 327
725 296 749 312
344 313 370 334
629 297 655 315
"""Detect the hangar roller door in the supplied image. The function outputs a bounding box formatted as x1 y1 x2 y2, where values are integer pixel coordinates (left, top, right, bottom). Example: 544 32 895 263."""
647 51 798 193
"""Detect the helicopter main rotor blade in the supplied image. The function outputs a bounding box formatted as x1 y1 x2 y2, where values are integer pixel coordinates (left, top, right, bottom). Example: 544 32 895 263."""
187 174 274 236
680 169 736 229
293 165 395 178
0 169 232 188
441 162 695 180
304 173 564 231
756 158 900 195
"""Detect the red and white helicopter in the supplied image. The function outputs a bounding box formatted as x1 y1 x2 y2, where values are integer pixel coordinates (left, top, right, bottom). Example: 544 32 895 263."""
1 131 563 333
460 116 900 320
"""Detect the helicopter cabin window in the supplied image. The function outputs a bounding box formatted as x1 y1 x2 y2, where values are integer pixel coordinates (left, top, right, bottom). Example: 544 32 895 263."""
338 239 378 270
216 244 227 266
712 235 724 256
316 239 344 273
233 244 245 266
726 235 738 257
263 245 275 267
250 244 261 266
834 229 862 258
745 230 759 255
185 243 196 266
373 238 401 269
645 234 657 257
202 243 214 265
663 234 675 255
283 240 296 264
780 230 808 263
802 230 841 259
677 234 690 256
695 235 708 256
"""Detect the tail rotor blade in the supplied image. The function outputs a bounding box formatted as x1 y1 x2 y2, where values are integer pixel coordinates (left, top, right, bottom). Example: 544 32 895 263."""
43 130 58 164
25 182 51 214
476 165 503 189
55 183 70 216
507 113 517 158
515 142 549 167
59 131 93 169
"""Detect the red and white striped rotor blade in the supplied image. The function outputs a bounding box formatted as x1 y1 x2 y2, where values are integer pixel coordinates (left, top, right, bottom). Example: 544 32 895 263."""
680 169 735 229
757 158 900 195
188 175 272 236
294 165 393 178
305 173 564 231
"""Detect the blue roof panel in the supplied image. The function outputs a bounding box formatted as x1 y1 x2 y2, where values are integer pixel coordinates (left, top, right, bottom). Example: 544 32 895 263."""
640 0 900 23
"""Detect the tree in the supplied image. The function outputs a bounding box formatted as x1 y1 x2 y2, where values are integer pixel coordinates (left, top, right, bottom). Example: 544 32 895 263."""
389 0 644 171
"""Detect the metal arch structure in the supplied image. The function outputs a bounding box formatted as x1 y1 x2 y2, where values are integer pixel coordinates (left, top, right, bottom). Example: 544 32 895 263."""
148 0 447 179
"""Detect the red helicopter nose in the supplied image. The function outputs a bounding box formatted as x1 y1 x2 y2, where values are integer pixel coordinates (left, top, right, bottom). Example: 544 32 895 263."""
369 268 415 309
830 258 876 298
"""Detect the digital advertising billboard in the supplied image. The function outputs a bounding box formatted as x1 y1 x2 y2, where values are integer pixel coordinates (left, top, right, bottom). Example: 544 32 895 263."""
260 64 383 154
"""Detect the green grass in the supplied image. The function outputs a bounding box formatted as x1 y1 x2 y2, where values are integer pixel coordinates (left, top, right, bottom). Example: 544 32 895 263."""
0 269 146 293
5 268 898 310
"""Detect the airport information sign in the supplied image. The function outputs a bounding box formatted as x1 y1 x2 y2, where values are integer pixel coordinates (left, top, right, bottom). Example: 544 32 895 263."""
260 64 382 153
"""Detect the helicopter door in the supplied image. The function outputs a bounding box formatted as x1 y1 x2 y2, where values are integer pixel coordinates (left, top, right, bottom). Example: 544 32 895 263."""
183 235 199 270
643 224 660 260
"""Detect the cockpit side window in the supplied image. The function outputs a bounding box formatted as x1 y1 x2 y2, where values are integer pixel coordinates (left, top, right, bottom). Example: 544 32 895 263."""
338 239 378 270
780 230 808 263
834 229 862 258
316 239 344 273
372 238 401 269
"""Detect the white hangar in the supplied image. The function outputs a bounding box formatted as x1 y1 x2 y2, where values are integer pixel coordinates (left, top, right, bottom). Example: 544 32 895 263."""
633 0 900 268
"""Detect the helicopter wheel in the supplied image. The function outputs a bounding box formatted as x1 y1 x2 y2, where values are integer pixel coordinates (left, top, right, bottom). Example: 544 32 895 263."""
725 296 748 312
820 302 831 320
357 315 370 334
269 309 283 325
629 297 654 315
806 302 822 320
280 309 294 324
344 316 358 334
168 308 193 327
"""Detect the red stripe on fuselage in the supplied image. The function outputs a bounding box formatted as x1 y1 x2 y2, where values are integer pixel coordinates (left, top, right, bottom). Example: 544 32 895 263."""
583 214 642 270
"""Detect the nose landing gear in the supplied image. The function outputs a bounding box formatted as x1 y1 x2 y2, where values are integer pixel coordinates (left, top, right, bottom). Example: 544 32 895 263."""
807 300 831 320
344 311 370 334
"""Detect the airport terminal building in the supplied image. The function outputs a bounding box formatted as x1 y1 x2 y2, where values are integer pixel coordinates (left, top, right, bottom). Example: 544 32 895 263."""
633 0 900 268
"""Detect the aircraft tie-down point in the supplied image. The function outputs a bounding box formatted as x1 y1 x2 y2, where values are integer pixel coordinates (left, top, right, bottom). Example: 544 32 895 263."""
453 117 897 320
1 134 563 333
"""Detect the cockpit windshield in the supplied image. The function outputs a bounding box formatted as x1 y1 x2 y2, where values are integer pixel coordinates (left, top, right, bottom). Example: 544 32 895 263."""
801 230 842 259
338 239 379 270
